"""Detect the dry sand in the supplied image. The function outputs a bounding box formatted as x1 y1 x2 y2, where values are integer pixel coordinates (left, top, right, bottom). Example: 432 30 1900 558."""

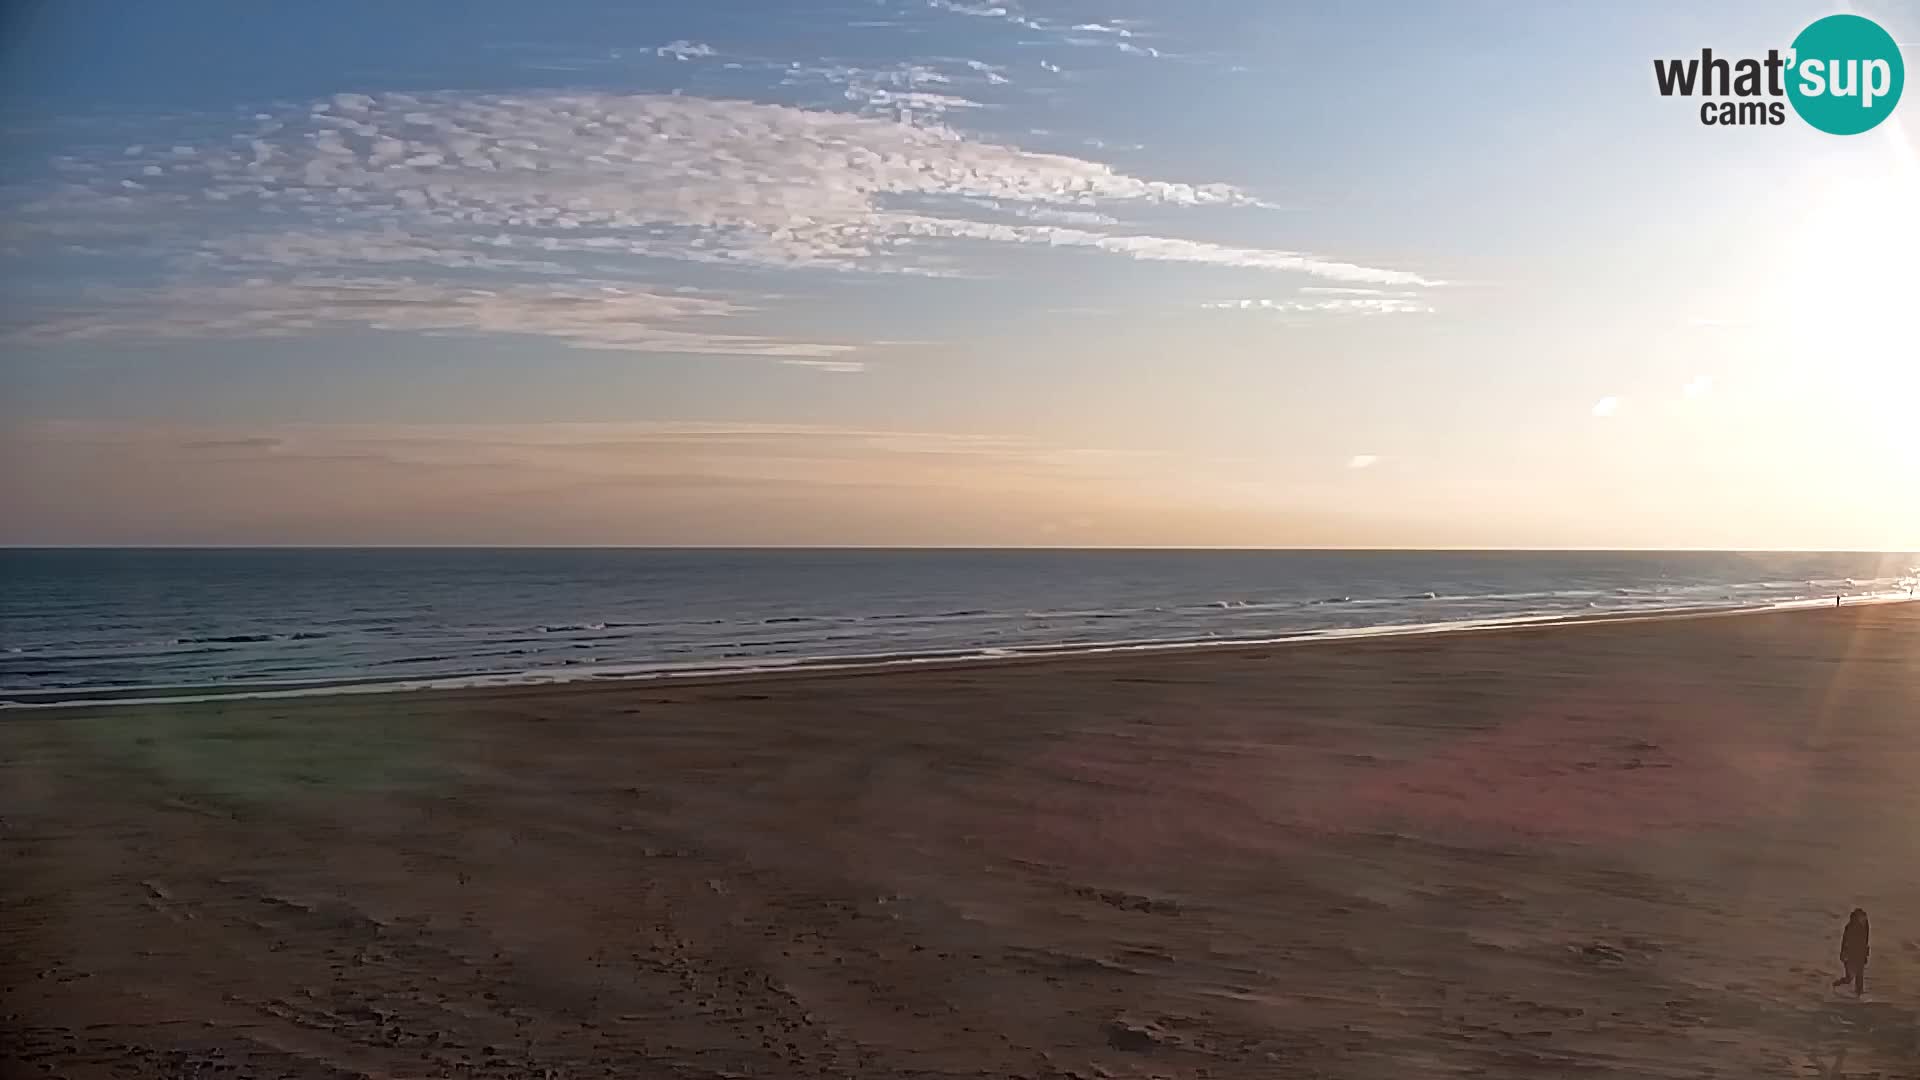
4 604 1920 1078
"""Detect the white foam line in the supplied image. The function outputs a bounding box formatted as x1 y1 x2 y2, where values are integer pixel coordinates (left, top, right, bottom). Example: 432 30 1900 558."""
5 593 1913 713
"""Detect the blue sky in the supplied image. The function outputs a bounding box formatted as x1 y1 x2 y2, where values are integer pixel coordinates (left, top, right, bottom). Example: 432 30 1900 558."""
2 1 1916 546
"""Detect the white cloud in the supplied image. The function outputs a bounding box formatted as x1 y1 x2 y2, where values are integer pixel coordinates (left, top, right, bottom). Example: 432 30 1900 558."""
964 59 1012 84
31 93 1433 283
1347 454 1380 469
957 197 1117 227
44 94 1255 268
1203 291 1435 314
5 277 856 357
13 91 1442 346
1683 374 1714 399
778 61 990 117
655 40 716 61
1591 396 1621 418
1089 235 1434 284
852 89 985 114
1008 204 1119 227
927 0 1163 58
890 219 1439 286
927 0 1043 31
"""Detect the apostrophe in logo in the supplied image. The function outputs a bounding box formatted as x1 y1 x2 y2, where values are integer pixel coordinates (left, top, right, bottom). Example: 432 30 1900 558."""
1786 14 1904 135
1652 13 1904 134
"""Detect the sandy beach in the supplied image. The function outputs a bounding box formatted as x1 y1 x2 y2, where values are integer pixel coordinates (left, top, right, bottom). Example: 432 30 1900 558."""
4 603 1919 1078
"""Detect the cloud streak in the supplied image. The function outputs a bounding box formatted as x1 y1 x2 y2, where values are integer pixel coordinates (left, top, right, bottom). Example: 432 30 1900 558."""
654 40 716 61
5 418 1201 493
777 60 989 117
927 1 1045 32
1203 290 1436 314
5 278 858 357
896 218 1441 286
13 90 1440 347
5 419 1347 545
926 1 1162 59
35 92 1259 272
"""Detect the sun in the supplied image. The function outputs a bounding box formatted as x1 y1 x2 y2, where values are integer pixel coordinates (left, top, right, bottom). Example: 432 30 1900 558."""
1780 159 1919 386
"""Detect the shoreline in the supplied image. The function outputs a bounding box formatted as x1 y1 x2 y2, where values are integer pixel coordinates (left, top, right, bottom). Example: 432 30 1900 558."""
6 594 1919 1077
8 591 1914 713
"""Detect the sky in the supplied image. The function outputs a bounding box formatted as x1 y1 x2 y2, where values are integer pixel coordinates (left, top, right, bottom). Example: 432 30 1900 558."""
1 0 1916 548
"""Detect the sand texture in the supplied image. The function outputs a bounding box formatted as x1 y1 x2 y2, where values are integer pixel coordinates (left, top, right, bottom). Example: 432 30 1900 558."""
5 605 1920 1078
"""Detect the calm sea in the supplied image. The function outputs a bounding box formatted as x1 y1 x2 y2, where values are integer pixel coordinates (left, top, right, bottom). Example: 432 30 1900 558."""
3 549 1916 704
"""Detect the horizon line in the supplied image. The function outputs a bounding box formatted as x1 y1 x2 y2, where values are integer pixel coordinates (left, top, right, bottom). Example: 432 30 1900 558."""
3 544 1915 555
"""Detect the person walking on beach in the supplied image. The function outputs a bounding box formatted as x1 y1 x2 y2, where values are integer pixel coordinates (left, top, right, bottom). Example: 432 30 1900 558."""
1832 908 1870 996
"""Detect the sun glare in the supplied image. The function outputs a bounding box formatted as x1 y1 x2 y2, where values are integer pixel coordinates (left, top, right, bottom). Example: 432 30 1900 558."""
1782 169 1920 379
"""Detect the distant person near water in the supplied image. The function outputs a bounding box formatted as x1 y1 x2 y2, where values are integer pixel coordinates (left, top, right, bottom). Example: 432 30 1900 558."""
1832 908 1870 996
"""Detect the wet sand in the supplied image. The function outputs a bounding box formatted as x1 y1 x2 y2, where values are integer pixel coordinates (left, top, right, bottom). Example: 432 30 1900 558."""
4 604 1920 1078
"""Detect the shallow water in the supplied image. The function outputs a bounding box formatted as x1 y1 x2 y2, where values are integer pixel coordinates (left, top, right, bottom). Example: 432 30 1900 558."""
3 548 1915 701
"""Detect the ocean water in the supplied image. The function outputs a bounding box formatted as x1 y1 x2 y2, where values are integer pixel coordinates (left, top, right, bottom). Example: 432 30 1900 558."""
2 549 1916 704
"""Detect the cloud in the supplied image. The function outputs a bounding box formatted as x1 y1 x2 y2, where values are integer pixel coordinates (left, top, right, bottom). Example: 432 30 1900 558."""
5 278 857 357
1203 291 1435 314
191 229 574 275
924 0 1160 58
5 420 1298 512
846 88 985 114
1018 206 1117 227
891 218 1439 286
964 59 1011 84
1683 374 1714 399
927 0 1044 31
1591 396 1621 418
11 91 1440 346
1347 454 1380 469
654 40 716 61
39 93 1256 273
778 61 990 117
3 419 1186 494
4 419 1350 545
779 358 869 373
27 92 1433 259
960 199 1118 227
1087 236 1436 285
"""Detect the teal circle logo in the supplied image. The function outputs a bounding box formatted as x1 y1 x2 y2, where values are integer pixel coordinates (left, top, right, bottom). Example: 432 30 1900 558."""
1787 14 1904 135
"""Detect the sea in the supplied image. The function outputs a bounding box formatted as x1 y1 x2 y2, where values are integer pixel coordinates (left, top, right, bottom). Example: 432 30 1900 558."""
2 549 1916 706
